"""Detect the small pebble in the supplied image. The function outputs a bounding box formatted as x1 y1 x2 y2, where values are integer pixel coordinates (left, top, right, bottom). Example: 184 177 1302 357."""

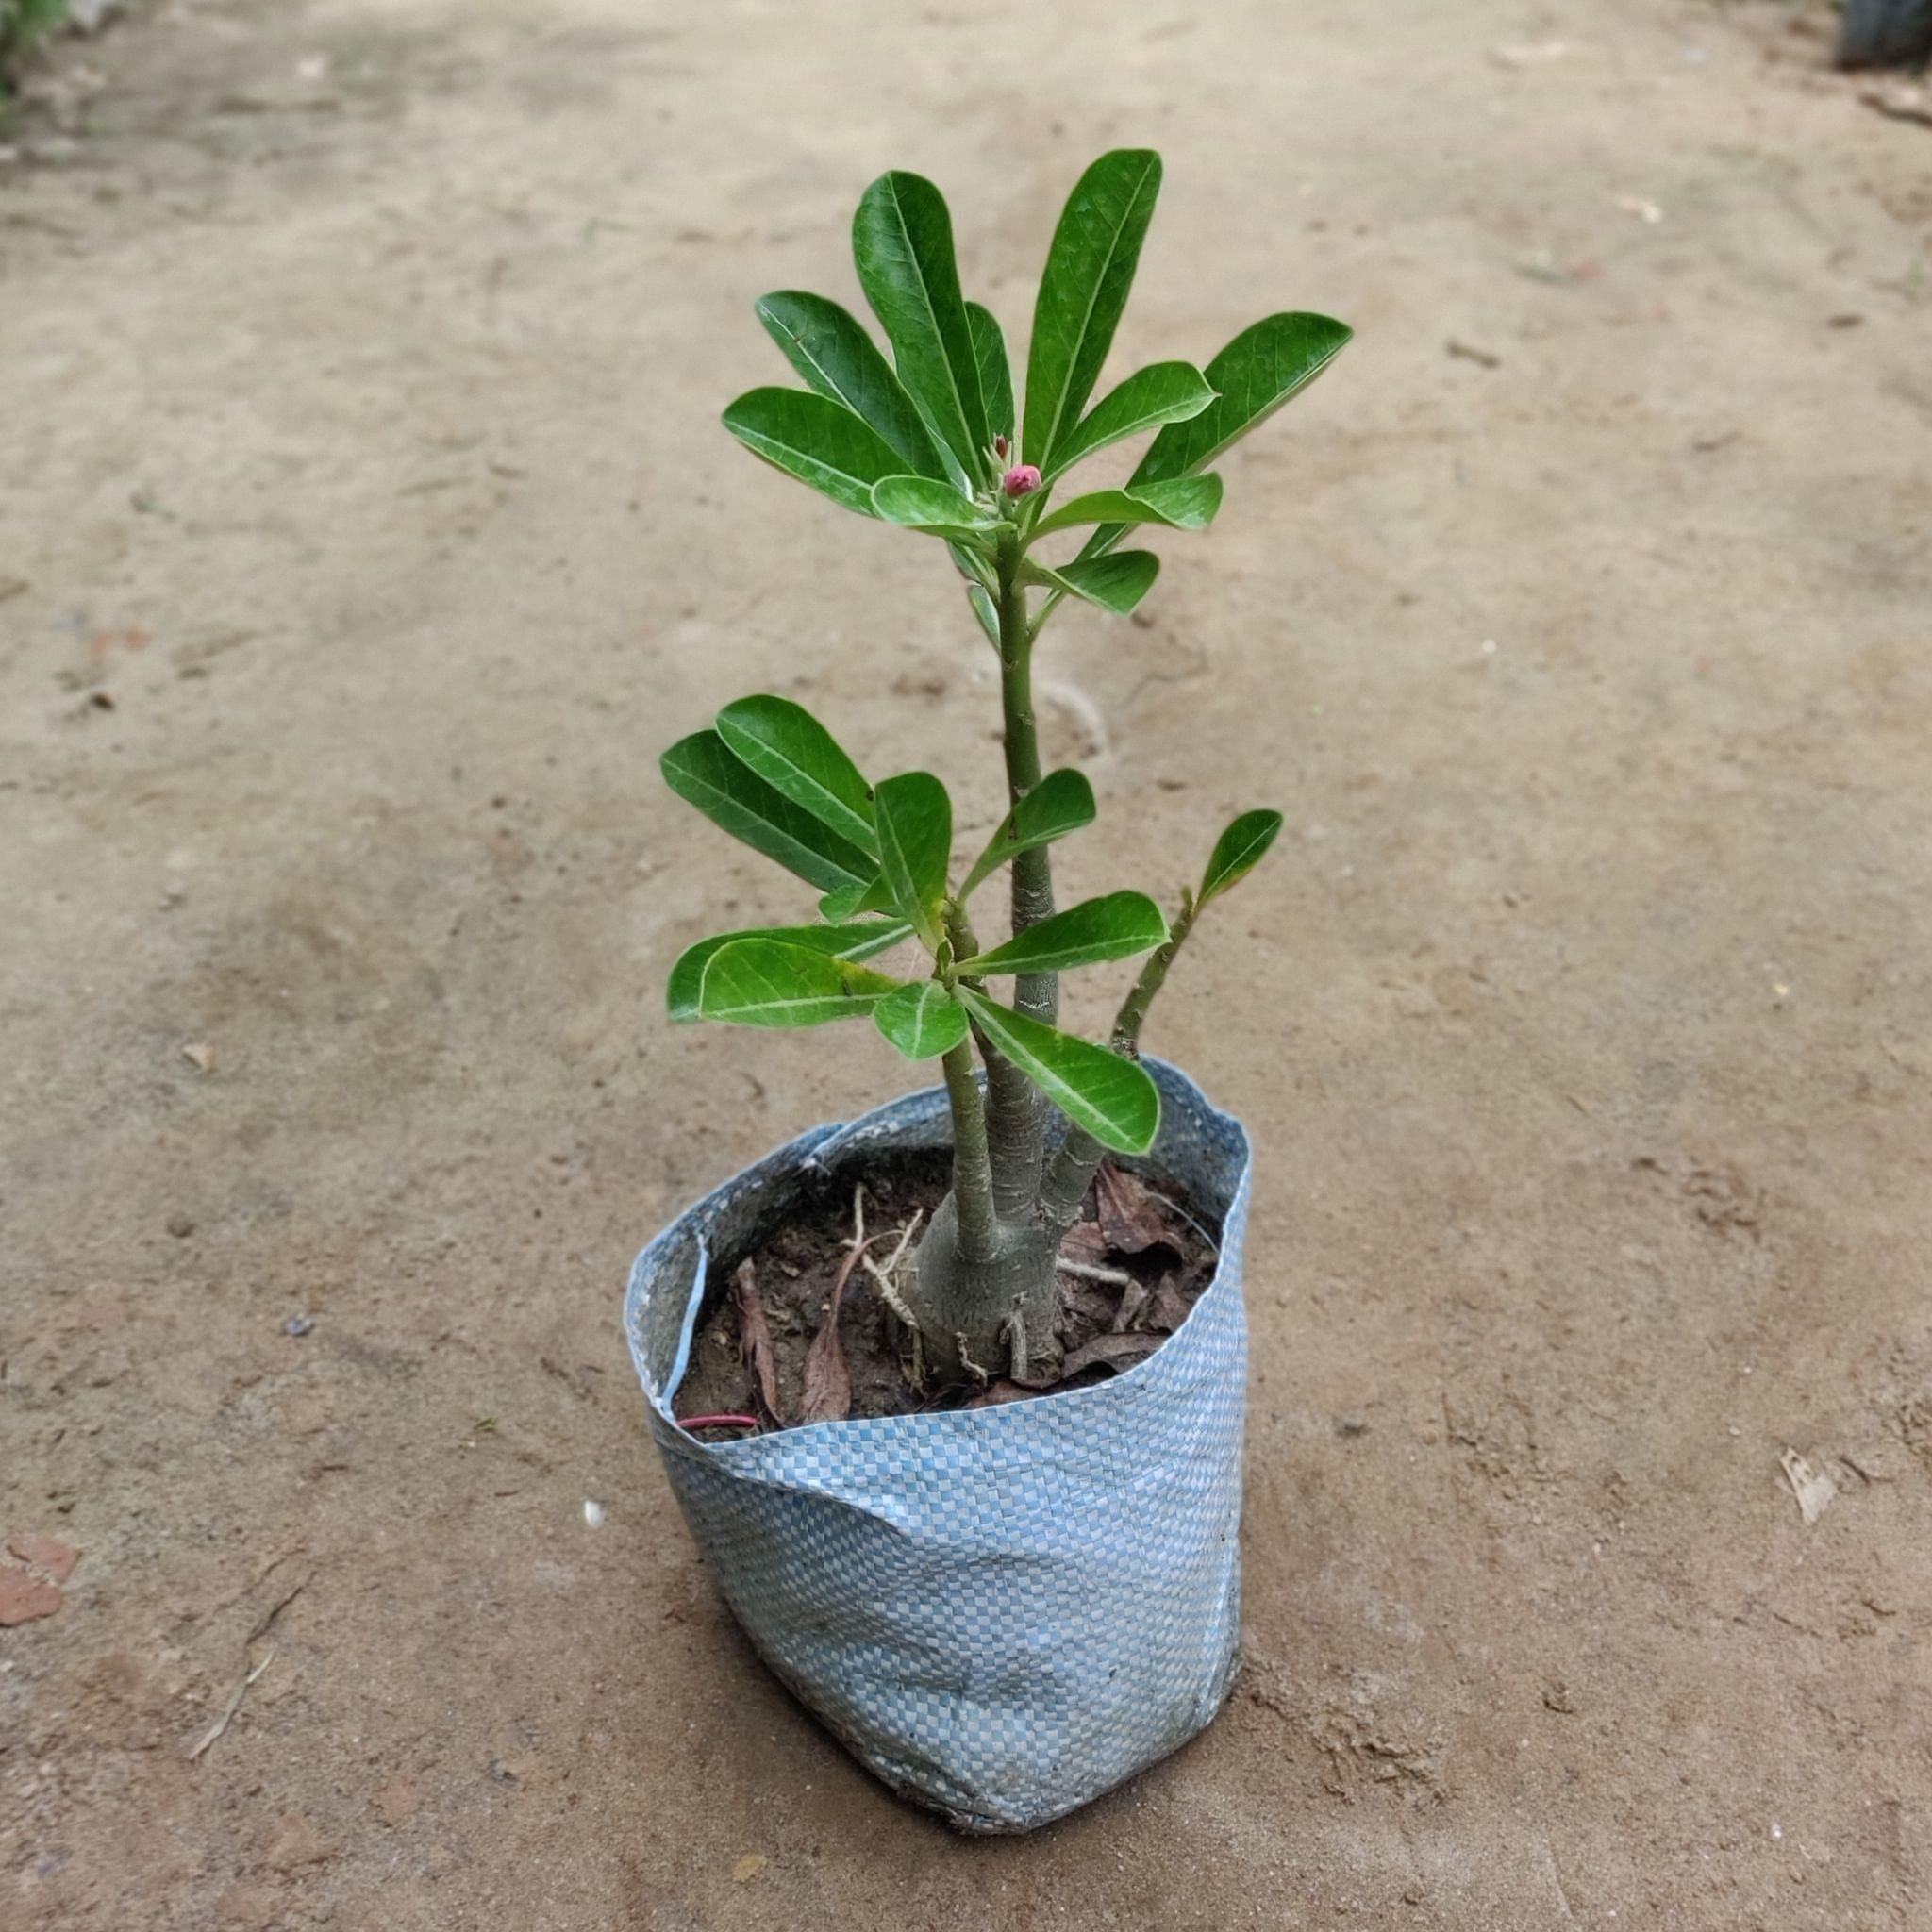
166 1213 195 1239
283 1314 314 1338
582 1500 605 1528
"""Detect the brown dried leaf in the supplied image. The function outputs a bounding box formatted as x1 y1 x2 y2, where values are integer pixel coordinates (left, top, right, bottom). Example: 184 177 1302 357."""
797 1241 868 1425
1059 1220 1109 1264
1094 1163 1176 1256
1146 1283 1192 1334
1110 1277 1151 1333
1059 1331 1162 1379
1057 1271 1119 1340
964 1379 1034 1410
733 1260 784 1424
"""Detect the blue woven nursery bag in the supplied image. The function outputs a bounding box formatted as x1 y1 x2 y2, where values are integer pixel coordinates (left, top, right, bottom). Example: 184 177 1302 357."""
624 1058 1252 1832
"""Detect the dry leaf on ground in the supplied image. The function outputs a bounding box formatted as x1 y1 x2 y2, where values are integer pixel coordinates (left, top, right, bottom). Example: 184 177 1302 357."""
1780 1448 1837 1525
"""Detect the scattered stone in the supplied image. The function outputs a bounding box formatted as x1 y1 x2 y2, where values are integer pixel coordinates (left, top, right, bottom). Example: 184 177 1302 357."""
215 1883 284 1930
8 1535 80 1583
181 1041 215 1073
167 1213 195 1239
732 1853 768 1883
375 1773 425 1827
258 1812 335 1873
0 1567 64 1626
282 1315 314 1339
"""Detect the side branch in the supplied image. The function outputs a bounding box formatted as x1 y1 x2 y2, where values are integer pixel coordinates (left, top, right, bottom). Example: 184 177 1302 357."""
1038 890 1198 1224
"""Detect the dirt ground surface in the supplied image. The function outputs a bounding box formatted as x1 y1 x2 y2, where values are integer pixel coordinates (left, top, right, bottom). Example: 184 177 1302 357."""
5 1 1930 1925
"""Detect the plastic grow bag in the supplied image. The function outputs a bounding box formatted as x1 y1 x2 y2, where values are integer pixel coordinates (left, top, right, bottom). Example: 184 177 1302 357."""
623 1058 1251 1832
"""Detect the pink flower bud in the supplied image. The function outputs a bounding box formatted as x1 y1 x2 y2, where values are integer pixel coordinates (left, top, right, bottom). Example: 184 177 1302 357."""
1002 463 1041 498
993 434 1008 458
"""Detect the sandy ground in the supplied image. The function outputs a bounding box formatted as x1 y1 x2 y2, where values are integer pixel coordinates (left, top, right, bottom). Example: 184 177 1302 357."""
3 0 1930 1924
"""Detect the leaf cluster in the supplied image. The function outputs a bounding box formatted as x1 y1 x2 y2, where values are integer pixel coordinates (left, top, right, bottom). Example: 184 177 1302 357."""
663 152 1350 1156
665 695 1166 1152
724 151 1350 632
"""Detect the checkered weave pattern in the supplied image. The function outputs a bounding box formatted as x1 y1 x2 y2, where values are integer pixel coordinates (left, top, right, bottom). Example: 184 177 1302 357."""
623 1059 1251 1832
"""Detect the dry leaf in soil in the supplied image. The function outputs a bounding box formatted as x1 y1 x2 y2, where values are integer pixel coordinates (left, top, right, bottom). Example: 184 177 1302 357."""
1059 1331 1163 1378
796 1239 871 1424
1093 1162 1177 1255
1059 1220 1110 1264
964 1379 1034 1410
733 1259 784 1424
1146 1282 1192 1333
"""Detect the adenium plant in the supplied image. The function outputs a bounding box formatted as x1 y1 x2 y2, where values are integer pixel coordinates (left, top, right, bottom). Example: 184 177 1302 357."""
662 149 1349 1388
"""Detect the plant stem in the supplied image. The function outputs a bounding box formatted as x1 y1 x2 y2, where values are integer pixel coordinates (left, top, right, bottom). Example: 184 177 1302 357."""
1038 889 1199 1223
1108 887 1195 1053
994 532 1056 1021
940 1040 1001 1264
981 526 1055 1218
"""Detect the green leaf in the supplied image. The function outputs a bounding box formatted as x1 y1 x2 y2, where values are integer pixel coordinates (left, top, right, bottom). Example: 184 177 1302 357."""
1029 475 1223 539
967 580 1000 647
965 891 1167 976
668 920 912 1022
715 695 877 856
872 771 953 948
660 730 874 891
755 291 951 481
1029 550 1160 615
960 768 1096 896
873 980 970 1060
1133 312 1352 486
853 171 989 477
1024 150 1163 475
818 874 897 922
968 302 1014 445
1041 360 1214 480
722 388 905 518
1199 808 1284 905
955 989 1161 1155
1073 315 1353 568
949 539 995 590
696 938 899 1028
872 475 1000 541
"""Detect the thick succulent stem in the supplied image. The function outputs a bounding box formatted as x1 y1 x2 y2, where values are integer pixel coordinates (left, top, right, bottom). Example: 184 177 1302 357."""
996 559 1056 1024
898 1194 1059 1385
982 528 1055 1215
902 527 1069 1380
938 1040 1000 1266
